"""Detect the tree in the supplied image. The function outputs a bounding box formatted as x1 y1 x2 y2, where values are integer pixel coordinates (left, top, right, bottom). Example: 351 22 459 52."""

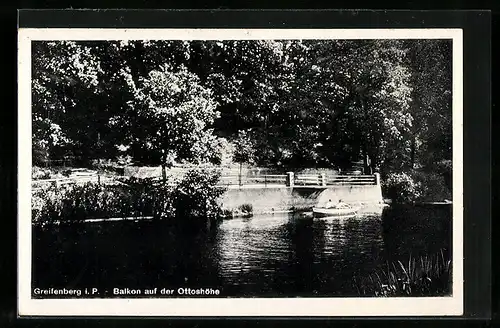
32 41 136 165
31 39 452 183
123 64 221 180
246 40 413 172
405 40 452 170
232 130 256 185
32 41 103 164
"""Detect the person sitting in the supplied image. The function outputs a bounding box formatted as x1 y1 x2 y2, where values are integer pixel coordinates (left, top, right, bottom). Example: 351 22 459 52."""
335 199 350 209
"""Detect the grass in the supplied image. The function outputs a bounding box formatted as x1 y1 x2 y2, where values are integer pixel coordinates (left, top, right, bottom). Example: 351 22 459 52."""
354 249 452 297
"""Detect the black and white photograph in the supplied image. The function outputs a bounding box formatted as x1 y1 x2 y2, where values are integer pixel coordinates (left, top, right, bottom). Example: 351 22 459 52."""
18 28 463 316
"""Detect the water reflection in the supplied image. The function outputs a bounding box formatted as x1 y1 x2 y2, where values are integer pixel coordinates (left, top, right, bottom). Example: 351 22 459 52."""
32 205 451 297
215 213 386 296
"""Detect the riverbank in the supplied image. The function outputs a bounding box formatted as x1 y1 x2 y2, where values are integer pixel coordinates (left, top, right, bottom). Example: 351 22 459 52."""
36 205 389 225
31 168 225 227
220 183 384 216
31 169 385 226
32 168 452 227
32 204 452 297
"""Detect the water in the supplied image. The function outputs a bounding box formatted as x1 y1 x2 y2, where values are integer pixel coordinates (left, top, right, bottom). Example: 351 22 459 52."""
32 205 452 298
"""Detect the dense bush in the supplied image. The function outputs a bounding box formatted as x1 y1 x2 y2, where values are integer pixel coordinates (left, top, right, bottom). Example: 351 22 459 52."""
32 166 58 180
382 172 422 203
382 170 451 204
117 176 176 219
173 168 226 221
32 183 152 226
238 203 253 216
32 169 226 227
412 171 451 202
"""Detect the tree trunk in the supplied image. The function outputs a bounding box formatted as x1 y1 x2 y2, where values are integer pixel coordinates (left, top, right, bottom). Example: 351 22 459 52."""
410 135 416 169
362 146 369 175
359 94 372 175
161 163 166 183
239 162 242 186
365 154 373 175
161 149 167 183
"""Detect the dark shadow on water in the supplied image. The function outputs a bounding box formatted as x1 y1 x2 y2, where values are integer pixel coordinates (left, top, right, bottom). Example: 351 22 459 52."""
32 219 223 298
381 204 452 261
32 205 452 298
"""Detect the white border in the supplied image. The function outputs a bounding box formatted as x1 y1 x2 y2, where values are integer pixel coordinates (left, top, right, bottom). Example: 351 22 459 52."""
18 28 463 317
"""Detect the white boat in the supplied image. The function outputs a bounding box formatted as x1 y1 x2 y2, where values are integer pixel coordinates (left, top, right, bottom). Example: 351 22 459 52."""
312 206 359 218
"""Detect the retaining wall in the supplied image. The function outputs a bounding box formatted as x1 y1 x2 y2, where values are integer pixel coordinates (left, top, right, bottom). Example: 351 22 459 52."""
220 184 383 214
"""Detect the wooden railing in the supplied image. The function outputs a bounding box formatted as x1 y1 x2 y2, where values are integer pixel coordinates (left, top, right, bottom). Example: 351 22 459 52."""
294 174 322 186
32 172 379 189
32 175 115 190
324 174 377 185
217 173 377 187
219 174 287 187
293 173 377 187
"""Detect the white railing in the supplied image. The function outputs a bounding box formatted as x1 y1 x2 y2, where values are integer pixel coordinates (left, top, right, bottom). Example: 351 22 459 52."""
32 172 379 189
293 173 377 187
31 175 115 190
219 174 287 187
324 174 377 185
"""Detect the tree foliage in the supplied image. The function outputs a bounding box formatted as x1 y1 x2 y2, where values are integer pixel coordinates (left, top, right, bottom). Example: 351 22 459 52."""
405 40 452 171
32 39 452 179
120 63 221 166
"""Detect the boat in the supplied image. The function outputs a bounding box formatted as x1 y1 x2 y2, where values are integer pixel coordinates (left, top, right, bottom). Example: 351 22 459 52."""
312 206 359 218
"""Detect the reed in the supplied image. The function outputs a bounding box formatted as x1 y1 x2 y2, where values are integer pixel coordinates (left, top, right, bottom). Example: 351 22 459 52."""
354 249 452 297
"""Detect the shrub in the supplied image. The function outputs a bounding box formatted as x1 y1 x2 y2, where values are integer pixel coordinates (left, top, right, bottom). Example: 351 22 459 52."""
118 176 176 219
412 171 451 202
32 166 54 180
173 168 226 221
382 172 422 203
32 182 153 226
32 169 227 226
238 203 253 214
220 209 234 219
382 170 452 204
151 183 176 219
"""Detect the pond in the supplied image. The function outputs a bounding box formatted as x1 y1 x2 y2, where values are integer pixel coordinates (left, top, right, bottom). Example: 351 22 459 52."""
32 204 452 298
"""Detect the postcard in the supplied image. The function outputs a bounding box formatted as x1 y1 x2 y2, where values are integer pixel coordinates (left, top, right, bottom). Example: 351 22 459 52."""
18 27 463 316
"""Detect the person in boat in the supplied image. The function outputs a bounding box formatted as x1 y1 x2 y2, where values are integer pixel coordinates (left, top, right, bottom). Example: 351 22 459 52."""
324 199 335 209
335 199 351 209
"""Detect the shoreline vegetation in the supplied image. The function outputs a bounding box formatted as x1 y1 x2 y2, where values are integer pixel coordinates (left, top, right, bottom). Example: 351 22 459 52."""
353 249 452 297
31 168 450 228
32 168 227 228
32 163 452 228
